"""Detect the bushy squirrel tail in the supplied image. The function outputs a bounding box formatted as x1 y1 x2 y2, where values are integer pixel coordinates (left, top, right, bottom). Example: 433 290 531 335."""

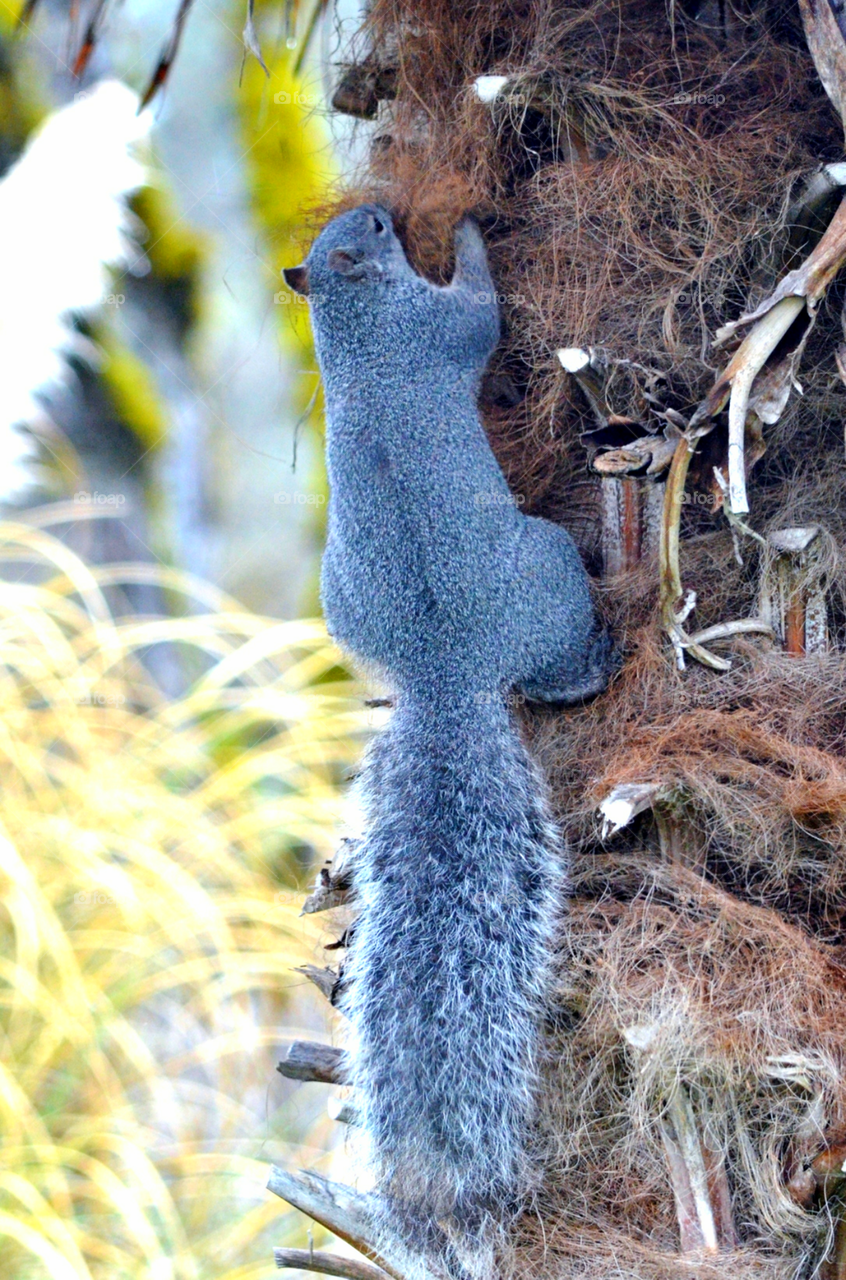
341 689 564 1278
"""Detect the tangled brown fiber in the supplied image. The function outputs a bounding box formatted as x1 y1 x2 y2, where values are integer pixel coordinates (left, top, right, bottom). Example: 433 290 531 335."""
517 862 846 1278
324 0 846 1275
332 0 843 531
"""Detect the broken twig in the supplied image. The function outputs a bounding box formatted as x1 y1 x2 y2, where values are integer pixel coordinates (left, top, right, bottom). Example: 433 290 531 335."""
599 782 666 837
266 1167 406 1279
277 1041 345 1085
799 0 846 135
295 965 341 1003
692 196 846 514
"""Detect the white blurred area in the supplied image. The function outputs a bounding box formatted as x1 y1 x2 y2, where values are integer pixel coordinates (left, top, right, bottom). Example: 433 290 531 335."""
0 80 149 497
3 0 364 616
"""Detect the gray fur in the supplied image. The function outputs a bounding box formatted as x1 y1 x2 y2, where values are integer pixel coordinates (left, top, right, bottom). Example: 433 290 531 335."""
286 205 615 1276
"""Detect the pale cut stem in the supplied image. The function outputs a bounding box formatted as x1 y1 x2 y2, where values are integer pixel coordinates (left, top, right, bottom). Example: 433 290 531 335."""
686 618 773 645
663 1085 719 1253
726 295 805 514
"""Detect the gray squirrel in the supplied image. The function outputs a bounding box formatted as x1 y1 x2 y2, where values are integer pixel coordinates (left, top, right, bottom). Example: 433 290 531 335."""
284 206 615 1278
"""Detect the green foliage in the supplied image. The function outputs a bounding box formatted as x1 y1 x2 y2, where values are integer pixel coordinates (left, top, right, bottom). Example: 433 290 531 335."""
96 328 169 452
91 184 208 460
129 185 206 337
236 14 333 591
0 32 43 174
237 5 331 372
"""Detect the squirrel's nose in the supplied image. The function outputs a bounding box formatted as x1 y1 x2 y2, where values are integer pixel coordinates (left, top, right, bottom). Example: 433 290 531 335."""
283 265 310 297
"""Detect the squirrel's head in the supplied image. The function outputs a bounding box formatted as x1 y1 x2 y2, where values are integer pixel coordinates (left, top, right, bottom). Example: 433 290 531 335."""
283 204 412 303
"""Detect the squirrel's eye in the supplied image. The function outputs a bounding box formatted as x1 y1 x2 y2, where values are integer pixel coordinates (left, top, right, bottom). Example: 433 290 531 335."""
372 216 386 234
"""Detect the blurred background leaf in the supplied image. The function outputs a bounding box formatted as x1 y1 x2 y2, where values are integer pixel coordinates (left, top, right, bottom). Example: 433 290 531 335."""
0 517 366 1279
0 1 366 1271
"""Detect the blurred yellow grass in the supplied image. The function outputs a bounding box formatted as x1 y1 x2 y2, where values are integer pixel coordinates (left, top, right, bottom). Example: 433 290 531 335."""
0 517 366 1279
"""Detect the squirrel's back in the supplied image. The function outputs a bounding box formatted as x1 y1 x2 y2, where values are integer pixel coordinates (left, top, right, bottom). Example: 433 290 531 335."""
287 206 611 699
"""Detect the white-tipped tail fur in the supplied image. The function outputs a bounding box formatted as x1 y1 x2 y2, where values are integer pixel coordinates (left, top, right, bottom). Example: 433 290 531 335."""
340 689 564 1278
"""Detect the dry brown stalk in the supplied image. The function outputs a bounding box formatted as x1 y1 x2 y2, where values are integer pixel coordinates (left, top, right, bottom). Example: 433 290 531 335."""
274 1248 391 1280
277 1041 346 1084
658 433 741 671
266 1167 407 1280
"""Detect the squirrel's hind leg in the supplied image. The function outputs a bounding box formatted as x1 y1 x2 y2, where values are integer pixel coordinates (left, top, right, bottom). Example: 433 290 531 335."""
511 516 620 705
517 625 618 704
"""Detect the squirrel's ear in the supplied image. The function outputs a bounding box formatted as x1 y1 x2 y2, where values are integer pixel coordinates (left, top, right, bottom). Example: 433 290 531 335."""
283 265 310 297
327 247 369 279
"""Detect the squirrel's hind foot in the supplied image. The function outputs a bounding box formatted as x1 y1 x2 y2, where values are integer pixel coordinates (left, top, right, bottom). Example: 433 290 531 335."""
518 628 621 706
